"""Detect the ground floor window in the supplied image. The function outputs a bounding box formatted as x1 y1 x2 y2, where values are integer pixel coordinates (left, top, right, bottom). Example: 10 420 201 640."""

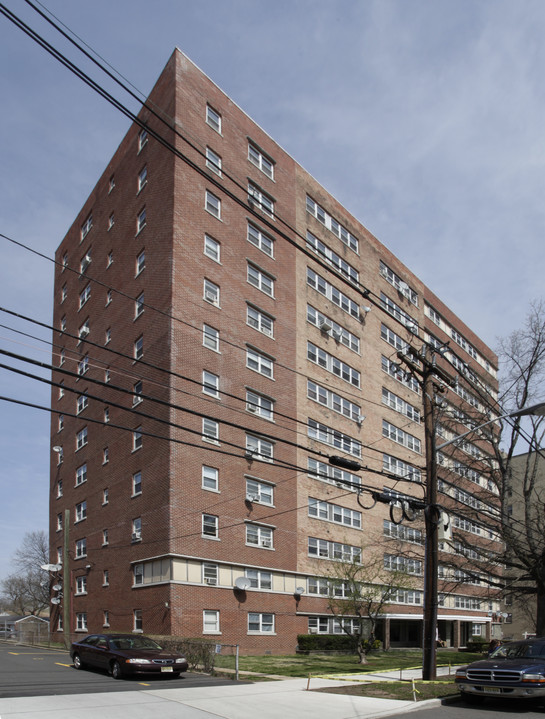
248 612 274 633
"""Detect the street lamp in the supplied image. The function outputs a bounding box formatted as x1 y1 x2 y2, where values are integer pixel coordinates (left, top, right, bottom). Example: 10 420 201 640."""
423 399 545 680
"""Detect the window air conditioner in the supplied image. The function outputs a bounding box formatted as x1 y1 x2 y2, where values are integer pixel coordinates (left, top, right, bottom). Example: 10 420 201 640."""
247 405 257 413
261 539 271 548
204 577 217 586
79 327 90 338
331 331 341 341
81 255 91 271
319 320 332 332
204 291 217 303
132 531 141 541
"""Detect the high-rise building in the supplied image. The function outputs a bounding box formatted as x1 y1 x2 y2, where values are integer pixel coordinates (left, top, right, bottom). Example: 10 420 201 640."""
50 49 501 653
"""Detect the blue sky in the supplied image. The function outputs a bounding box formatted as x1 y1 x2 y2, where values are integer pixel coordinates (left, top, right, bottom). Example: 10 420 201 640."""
0 0 544 581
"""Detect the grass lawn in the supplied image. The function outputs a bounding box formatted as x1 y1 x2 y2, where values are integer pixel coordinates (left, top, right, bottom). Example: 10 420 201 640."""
312 677 459 702
214 649 482 678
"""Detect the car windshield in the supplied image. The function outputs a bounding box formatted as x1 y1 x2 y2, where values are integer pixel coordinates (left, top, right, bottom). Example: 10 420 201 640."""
110 636 163 651
491 643 545 659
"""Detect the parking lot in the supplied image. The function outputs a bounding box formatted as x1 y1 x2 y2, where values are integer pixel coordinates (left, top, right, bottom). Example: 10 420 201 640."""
0 643 244 698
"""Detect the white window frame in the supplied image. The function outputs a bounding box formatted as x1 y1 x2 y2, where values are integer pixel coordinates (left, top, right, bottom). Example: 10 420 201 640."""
76 612 88 631
136 250 145 275
79 284 91 309
248 612 274 633
137 207 146 234
203 610 220 633
246 390 274 420
132 471 142 496
306 268 359 319
248 182 274 217
80 214 92 241
138 128 148 151
202 513 219 539
246 524 273 549
75 501 87 523
75 463 87 486
203 563 218 586
204 234 220 262
202 418 219 444
134 336 143 360
247 222 274 257
202 465 219 492
205 190 221 219
76 427 88 450
203 279 220 306
138 165 147 192
247 263 274 296
203 324 220 351
248 143 274 179
245 477 274 505
206 105 221 133
75 538 87 559
247 304 274 337
245 568 272 589
246 347 274 378
135 293 144 318
133 427 143 451
307 342 361 387
202 371 219 397
246 434 273 462
206 147 222 176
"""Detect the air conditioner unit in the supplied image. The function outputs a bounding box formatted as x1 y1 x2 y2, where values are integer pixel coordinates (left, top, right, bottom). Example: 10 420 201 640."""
79 327 90 338
407 323 418 334
204 577 217 586
246 494 258 502
319 320 332 332
261 539 271 548
132 531 141 541
331 331 341 341
398 281 410 294
81 255 91 271
204 291 217 303
247 405 257 413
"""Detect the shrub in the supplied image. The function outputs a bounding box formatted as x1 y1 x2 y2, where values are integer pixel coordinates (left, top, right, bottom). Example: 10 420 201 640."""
297 634 357 652
159 637 217 672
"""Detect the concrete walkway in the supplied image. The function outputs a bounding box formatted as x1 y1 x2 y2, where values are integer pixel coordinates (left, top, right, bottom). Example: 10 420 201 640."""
0 671 456 719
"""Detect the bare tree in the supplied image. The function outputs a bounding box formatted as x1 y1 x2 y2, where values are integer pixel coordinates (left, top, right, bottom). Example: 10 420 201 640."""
0 531 50 615
318 549 417 664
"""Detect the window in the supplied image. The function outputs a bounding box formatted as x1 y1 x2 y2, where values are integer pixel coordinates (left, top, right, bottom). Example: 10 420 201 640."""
138 128 148 151
107 251 113 266
58 382 65 399
132 518 142 541
203 563 218 586
75 538 87 559
306 231 359 284
307 305 360 353
203 610 220 633
245 434 273 462
78 319 90 341
379 261 418 305
134 609 143 632
307 380 361 422
308 537 361 563
382 420 422 453
133 428 142 451
103 570 109 586
76 427 88 450
136 250 145 275
61 284 67 303
246 347 274 378
248 143 274 179
104 368 111 383
202 371 219 397
248 612 274 633
103 611 110 627
307 342 361 387
380 292 419 333
204 234 220 262
105 328 111 344
132 472 142 496
59 349 65 367
81 213 92 241
58 414 64 432
247 305 274 337
307 457 361 491
245 477 273 505
56 513 62 531
80 251 91 275
381 355 420 394
134 336 143 360
108 213 115 230
133 565 143 585
384 519 423 544
103 529 109 545
246 524 273 548
247 263 274 296
103 447 109 463
135 293 144 318
206 147 222 175
384 554 423 575
76 612 87 631
79 284 91 308
247 222 274 257
202 418 219 443
106 289 112 306
138 165 147 191
60 316 66 332
202 465 219 491
246 390 274 420
308 497 361 529
77 355 89 376
382 387 420 423
306 195 358 253
102 488 109 504
56 446 64 465
202 513 218 538
108 175 115 192
248 182 274 217
62 252 68 271
206 105 221 133
56 480 63 498
203 279 220 306
137 207 146 234
245 569 272 589
383 454 421 483
205 190 221 219
76 463 87 486
202 325 220 352
75 501 87 523
306 268 359 319
308 418 362 458
103 407 110 424
133 381 143 405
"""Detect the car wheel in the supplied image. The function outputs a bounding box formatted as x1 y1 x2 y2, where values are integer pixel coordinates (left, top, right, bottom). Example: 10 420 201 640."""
73 653 84 670
462 693 485 705
111 660 123 680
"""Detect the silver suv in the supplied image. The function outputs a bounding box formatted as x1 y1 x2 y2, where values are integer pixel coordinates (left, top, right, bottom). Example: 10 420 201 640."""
455 638 545 704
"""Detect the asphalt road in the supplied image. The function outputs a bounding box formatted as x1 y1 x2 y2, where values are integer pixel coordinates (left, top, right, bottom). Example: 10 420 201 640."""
0 643 246 698
379 698 545 719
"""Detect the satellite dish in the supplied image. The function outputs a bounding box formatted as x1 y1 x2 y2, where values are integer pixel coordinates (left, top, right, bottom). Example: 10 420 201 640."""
41 563 62 572
295 587 305 595
234 577 251 591
52 584 62 592
51 597 61 605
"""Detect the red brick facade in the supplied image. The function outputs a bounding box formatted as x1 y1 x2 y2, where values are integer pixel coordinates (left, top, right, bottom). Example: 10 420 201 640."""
50 50 500 653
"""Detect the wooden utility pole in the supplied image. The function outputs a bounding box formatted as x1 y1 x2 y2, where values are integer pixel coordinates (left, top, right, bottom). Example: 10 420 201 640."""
63 508 70 649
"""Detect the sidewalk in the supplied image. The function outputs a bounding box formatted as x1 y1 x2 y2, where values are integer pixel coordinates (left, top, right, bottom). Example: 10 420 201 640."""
0 671 455 719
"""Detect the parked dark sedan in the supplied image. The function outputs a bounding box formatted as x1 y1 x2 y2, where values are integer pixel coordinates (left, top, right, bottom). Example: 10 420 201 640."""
70 634 189 679
455 638 545 704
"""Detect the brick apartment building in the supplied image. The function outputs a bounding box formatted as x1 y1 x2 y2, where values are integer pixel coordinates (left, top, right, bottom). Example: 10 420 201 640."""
49 49 502 653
